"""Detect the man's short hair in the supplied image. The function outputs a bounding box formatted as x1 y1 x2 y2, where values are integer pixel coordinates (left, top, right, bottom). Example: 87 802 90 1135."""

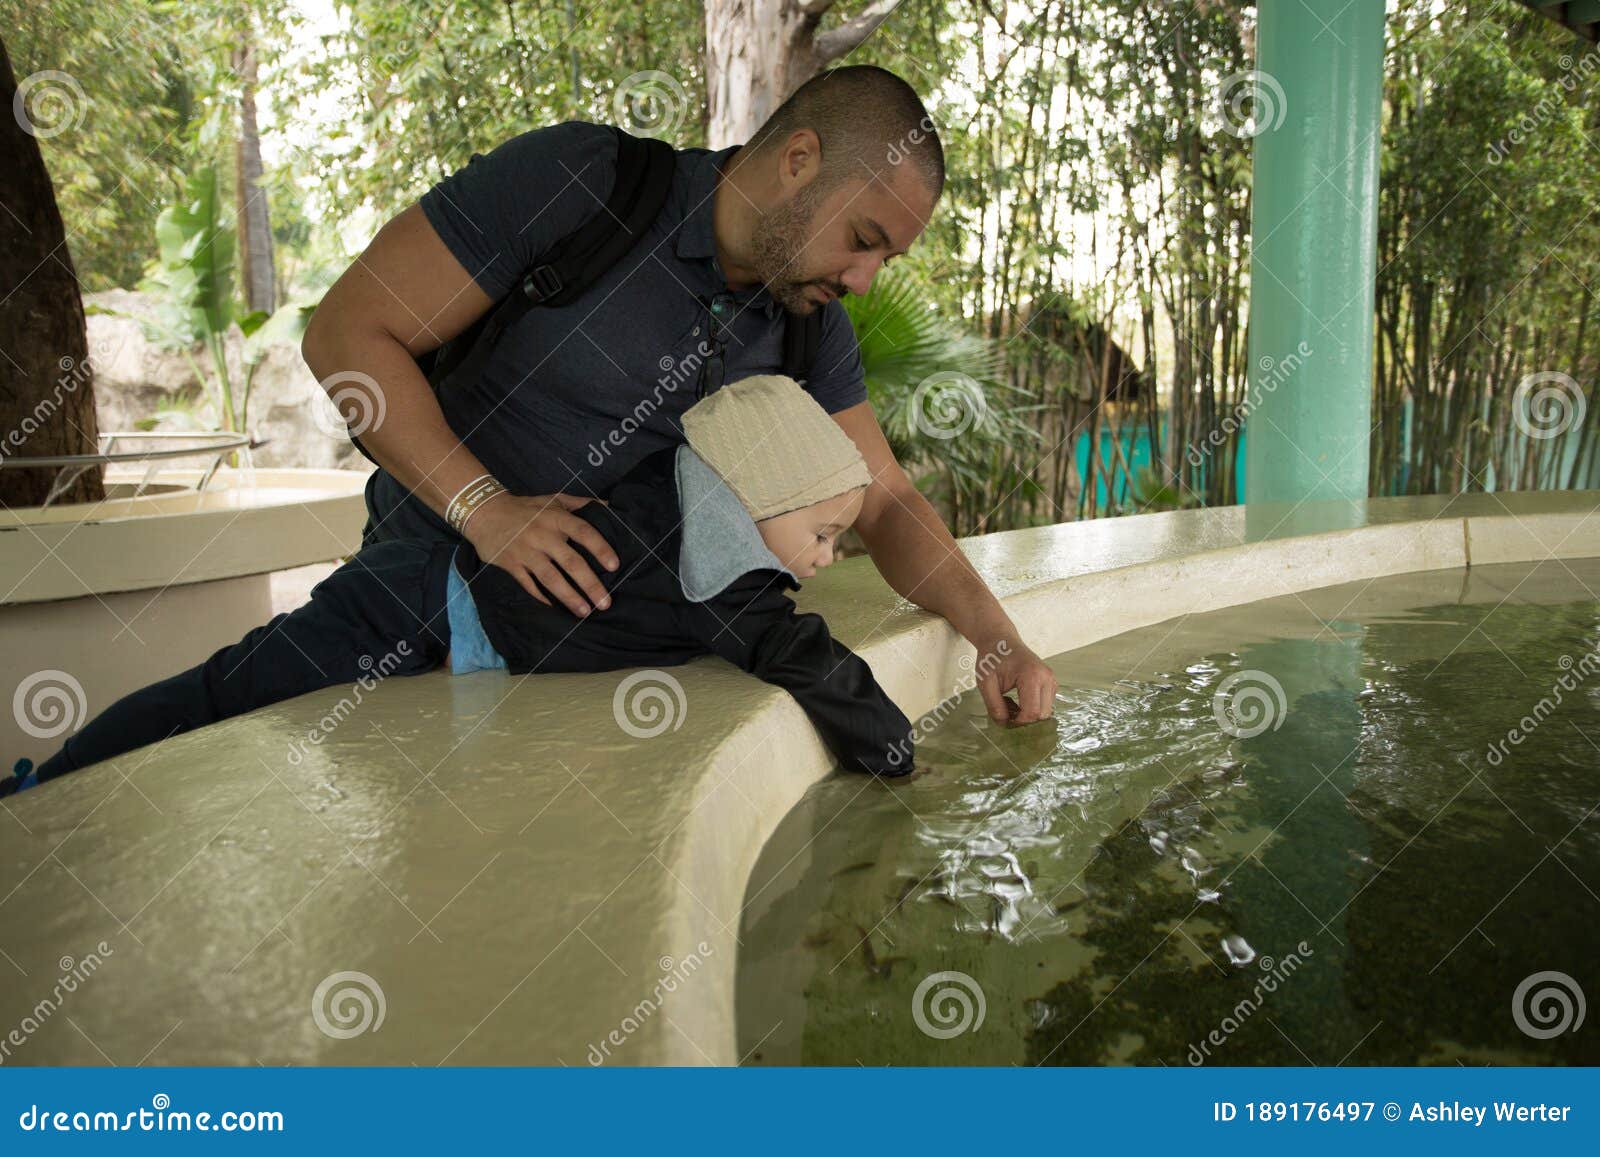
748 65 944 199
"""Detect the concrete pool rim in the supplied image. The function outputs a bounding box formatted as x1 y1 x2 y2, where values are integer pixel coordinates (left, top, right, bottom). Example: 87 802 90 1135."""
0 490 1596 1066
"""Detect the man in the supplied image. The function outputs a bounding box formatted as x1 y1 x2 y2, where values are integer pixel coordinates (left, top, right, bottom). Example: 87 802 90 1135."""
301 65 1057 724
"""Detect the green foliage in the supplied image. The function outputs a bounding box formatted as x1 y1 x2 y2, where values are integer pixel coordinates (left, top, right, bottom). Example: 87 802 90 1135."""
110 166 314 435
844 271 1041 535
2 0 192 288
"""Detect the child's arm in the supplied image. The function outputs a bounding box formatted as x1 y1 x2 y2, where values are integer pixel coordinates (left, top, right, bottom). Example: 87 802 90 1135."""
684 571 918 776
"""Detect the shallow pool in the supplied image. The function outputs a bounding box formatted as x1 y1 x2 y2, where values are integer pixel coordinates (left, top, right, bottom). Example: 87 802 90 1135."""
736 558 1600 1065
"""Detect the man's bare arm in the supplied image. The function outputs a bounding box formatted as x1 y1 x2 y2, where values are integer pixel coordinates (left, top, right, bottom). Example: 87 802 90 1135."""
301 204 618 617
830 400 1058 723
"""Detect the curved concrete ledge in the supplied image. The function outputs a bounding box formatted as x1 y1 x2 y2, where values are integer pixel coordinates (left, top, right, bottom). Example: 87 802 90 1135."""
0 490 1596 1066
1 467 370 604
0 466 371 781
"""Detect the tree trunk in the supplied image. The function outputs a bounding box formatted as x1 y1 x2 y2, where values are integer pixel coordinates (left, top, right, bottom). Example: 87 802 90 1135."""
705 0 901 148
233 31 275 313
0 33 104 508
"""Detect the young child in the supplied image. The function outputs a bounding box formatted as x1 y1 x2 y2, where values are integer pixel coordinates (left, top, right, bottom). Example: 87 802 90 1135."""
2 375 919 796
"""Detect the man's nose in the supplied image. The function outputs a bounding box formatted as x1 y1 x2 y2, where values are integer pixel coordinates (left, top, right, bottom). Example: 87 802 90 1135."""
840 254 883 297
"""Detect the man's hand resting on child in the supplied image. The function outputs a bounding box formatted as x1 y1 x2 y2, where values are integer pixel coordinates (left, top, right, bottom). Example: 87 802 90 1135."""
464 492 617 617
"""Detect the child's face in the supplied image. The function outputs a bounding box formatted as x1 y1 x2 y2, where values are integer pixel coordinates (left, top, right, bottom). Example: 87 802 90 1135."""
756 486 867 579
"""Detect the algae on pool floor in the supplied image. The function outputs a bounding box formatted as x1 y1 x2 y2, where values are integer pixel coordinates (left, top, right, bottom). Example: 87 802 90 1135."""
736 558 1600 1066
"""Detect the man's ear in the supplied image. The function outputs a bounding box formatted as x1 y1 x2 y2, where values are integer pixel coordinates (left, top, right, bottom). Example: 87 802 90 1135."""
778 128 822 189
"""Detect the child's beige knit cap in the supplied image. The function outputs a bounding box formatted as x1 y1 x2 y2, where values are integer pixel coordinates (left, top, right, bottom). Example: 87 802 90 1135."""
682 374 872 521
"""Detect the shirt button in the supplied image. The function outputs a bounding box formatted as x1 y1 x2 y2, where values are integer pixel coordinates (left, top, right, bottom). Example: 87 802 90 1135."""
692 327 700 335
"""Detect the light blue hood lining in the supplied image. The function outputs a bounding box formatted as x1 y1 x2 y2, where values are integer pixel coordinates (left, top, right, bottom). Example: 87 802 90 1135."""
675 444 797 602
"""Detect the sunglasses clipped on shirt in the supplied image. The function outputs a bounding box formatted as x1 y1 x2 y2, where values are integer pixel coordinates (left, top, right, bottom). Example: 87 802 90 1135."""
695 291 735 399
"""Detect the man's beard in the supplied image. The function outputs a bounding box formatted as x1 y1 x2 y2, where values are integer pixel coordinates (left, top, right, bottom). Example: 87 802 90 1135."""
746 179 839 314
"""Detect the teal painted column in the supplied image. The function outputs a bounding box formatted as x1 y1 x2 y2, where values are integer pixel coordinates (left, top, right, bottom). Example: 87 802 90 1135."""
1244 0 1386 522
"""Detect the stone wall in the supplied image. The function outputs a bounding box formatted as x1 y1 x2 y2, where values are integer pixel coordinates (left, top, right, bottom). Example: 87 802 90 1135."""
84 288 374 473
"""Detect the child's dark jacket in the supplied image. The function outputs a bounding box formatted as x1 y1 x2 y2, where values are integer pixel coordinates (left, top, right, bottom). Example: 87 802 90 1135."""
452 444 916 776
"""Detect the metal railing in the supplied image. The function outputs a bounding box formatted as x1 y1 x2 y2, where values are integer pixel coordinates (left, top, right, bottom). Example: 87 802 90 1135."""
0 431 269 508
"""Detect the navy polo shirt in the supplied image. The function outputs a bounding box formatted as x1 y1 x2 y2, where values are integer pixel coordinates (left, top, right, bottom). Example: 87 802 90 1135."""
362 119 868 546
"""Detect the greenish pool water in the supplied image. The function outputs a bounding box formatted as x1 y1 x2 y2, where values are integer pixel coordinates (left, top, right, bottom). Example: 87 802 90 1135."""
736 559 1600 1065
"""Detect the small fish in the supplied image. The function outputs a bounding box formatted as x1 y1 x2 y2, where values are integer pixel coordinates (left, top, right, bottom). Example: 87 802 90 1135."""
853 924 907 979
831 860 876 878
888 876 918 913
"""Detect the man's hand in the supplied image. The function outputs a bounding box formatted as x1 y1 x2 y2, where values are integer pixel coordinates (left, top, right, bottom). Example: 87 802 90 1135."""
464 492 619 617
974 635 1058 725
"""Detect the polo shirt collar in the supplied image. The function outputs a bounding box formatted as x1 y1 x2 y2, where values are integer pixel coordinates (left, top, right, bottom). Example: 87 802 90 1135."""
676 144 780 320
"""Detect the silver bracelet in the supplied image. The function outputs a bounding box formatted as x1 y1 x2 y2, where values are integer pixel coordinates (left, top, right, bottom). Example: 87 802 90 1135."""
446 474 506 534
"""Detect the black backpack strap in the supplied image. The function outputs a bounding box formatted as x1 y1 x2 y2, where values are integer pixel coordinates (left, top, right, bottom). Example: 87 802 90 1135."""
434 126 676 391
780 307 824 384
352 126 677 469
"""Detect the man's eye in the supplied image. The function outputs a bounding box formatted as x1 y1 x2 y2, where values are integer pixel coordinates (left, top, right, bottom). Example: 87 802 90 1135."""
852 233 868 250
